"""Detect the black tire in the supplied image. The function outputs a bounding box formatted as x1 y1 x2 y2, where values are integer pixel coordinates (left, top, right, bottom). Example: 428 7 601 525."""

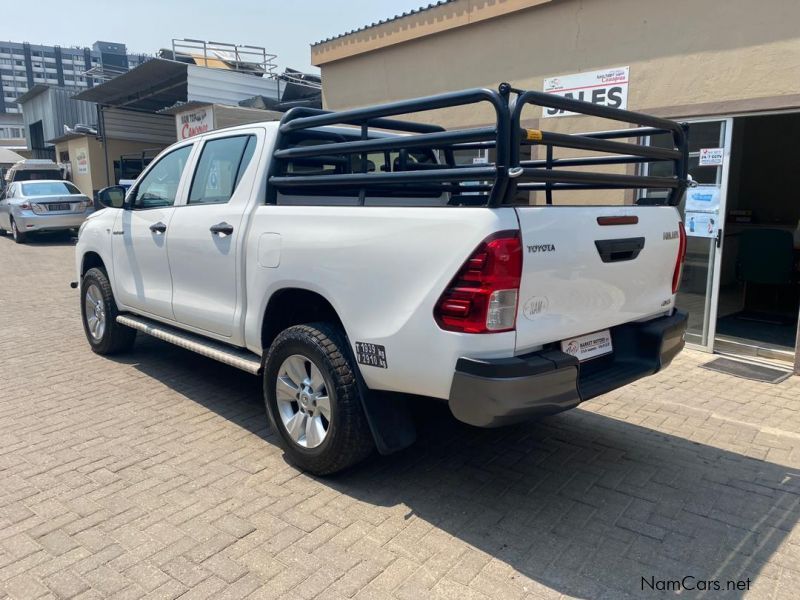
0 226 6 236
10 218 26 244
263 323 374 475
80 267 136 355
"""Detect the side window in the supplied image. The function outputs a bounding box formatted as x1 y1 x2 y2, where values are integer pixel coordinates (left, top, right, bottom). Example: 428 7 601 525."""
132 145 192 209
188 135 256 205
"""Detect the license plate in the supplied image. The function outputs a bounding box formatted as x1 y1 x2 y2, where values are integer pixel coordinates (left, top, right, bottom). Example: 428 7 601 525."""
48 203 70 211
561 329 613 362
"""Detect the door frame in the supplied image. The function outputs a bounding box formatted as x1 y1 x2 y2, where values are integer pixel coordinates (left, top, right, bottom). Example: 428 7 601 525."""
683 116 734 353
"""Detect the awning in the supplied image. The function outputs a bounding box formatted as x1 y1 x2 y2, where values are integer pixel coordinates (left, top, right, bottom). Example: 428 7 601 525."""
73 59 188 112
0 147 25 165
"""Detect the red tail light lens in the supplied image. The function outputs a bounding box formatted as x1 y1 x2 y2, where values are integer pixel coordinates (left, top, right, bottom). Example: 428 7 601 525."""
672 221 687 294
434 230 522 333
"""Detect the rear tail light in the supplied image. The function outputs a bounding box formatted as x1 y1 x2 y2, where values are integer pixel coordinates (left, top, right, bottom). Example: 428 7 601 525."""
672 221 687 294
19 201 32 210
434 230 522 333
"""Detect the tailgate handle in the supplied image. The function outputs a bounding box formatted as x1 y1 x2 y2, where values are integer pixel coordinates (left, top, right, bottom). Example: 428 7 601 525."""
594 237 645 263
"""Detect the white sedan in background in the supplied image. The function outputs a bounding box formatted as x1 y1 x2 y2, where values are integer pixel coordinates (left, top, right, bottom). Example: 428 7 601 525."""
0 180 94 243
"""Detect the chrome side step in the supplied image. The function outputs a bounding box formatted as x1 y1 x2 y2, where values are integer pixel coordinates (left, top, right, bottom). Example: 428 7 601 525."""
116 314 262 374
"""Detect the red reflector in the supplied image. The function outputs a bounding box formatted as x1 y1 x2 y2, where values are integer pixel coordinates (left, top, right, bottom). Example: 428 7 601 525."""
440 299 472 317
597 215 639 226
672 221 687 294
434 230 522 333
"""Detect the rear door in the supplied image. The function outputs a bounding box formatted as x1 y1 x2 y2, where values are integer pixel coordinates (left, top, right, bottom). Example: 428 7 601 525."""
112 144 194 320
167 131 260 338
514 205 682 353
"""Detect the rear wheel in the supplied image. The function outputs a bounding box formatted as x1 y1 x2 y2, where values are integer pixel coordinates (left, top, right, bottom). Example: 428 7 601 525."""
10 219 26 244
80 267 136 355
263 323 374 475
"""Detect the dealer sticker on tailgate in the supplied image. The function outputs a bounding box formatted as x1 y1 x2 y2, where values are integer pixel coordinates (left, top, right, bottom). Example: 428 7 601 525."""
561 329 613 362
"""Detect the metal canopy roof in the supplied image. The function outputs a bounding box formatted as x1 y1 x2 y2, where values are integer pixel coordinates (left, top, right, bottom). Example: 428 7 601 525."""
73 59 188 113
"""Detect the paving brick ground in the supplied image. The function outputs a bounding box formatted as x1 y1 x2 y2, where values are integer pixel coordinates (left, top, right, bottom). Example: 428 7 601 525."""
2 233 800 599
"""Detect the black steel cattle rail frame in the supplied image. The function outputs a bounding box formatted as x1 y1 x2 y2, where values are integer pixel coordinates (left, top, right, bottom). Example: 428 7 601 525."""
267 82 690 207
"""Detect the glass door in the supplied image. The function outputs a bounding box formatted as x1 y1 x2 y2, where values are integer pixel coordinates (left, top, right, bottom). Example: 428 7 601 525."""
646 118 733 350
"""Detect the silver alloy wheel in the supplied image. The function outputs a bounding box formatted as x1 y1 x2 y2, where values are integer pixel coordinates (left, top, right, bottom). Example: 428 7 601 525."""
275 354 332 449
84 284 106 341
11 220 18 240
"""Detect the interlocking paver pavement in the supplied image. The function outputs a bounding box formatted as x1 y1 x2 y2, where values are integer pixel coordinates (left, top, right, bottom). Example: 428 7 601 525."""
2 233 800 599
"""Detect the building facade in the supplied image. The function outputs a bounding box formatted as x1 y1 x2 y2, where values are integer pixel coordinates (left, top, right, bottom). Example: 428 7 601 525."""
0 40 149 115
312 0 800 369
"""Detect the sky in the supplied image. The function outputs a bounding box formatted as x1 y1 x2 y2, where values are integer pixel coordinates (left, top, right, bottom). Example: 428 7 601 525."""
1 0 430 72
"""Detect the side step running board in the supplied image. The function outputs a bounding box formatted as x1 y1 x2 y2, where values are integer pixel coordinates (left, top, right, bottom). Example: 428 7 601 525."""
116 314 262 374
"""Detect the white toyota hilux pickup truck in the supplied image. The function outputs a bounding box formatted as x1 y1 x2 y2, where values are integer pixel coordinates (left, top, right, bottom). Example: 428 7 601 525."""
75 84 690 474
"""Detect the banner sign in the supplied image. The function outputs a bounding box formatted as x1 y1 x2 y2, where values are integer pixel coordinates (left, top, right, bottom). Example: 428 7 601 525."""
75 148 89 175
542 66 629 118
176 106 214 140
685 185 721 238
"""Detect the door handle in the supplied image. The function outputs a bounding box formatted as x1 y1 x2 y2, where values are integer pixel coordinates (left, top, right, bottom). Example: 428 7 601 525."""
210 222 234 236
149 221 167 234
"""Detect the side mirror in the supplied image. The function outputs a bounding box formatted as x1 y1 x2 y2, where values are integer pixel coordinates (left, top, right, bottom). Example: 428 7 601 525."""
97 185 126 209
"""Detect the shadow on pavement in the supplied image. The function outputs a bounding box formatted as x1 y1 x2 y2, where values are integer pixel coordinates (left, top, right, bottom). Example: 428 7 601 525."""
0 230 77 247
119 335 800 599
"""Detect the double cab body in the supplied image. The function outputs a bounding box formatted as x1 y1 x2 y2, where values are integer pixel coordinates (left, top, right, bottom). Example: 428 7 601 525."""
75 85 690 473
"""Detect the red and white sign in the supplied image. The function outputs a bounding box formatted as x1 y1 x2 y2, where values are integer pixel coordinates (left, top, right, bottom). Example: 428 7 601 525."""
542 66 629 118
699 147 724 166
176 107 214 140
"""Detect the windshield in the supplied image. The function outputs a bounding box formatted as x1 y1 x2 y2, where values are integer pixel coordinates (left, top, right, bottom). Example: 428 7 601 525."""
21 181 81 196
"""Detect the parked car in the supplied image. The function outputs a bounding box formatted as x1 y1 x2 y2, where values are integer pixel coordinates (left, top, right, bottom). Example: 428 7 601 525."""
0 180 94 243
74 84 690 475
3 159 63 185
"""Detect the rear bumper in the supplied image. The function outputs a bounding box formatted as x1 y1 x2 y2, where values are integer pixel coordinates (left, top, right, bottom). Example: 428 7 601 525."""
448 310 687 427
13 211 90 232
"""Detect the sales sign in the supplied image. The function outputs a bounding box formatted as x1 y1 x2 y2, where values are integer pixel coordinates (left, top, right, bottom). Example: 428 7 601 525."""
542 66 629 118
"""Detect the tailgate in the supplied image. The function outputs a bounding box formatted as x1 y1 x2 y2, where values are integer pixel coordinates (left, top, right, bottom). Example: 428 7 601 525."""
514 205 682 353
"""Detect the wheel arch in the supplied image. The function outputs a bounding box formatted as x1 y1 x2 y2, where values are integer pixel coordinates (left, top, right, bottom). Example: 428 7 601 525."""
261 287 347 354
81 251 106 277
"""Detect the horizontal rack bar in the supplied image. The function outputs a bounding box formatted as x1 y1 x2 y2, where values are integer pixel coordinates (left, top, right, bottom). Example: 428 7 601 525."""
513 168 680 189
281 88 506 135
576 126 668 140
521 154 669 168
270 166 498 188
511 90 685 135
519 129 681 161
280 107 443 134
273 127 497 159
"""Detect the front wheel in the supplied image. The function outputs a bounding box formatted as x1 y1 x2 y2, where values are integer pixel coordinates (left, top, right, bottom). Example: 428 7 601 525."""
263 323 374 475
80 267 136 355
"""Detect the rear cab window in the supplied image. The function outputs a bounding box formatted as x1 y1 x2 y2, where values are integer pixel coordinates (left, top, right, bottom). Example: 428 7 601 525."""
22 181 81 196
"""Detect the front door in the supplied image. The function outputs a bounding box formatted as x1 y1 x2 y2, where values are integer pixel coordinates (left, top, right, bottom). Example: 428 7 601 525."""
168 133 259 338
112 144 194 320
